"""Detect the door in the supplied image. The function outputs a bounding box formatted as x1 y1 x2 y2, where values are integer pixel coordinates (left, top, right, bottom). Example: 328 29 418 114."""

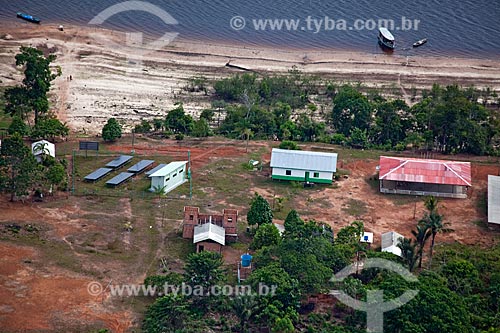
305 172 310 182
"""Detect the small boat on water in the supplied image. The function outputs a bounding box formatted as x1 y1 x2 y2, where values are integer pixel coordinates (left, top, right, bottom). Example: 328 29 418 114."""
413 38 428 47
16 12 41 24
378 27 395 49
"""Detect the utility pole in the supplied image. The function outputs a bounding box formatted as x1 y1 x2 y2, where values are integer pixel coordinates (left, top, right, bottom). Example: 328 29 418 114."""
188 150 192 200
71 149 75 195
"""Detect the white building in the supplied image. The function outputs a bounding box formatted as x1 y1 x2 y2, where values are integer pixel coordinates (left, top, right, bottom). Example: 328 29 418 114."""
149 161 188 194
270 148 337 184
381 231 405 257
488 175 500 225
31 140 55 162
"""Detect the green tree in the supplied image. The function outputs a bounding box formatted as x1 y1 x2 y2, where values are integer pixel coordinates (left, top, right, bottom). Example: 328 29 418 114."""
232 295 261 332
283 210 305 238
397 237 418 272
142 295 191 332
411 224 431 269
165 103 194 134
442 259 481 295
45 161 66 190
421 211 451 268
251 223 281 250
192 118 211 138
8 116 29 136
0 134 38 201
5 46 61 124
332 85 373 136
30 117 69 140
247 193 273 226
184 251 225 289
102 118 122 142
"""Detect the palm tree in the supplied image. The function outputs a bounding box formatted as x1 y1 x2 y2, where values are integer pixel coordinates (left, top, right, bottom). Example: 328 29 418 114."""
423 212 452 268
424 195 438 214
241 128 253 153
33 141 50 161
412 224 431 269
397 237 418 272
232 295 260 332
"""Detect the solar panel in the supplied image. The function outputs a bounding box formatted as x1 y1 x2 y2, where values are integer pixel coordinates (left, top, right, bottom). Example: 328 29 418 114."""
84 168 113 181
128 160 155 173
106 172 134 186
145 163 167 176
106 155 133 168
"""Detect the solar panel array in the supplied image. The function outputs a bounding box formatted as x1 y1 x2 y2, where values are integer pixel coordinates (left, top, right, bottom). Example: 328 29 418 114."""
106 155 133 168
84 168 113 181
145 163 167 176
106 172 135 186
128 160 155 173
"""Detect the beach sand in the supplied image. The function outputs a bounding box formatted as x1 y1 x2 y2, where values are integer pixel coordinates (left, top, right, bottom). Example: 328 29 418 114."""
1 21 499 134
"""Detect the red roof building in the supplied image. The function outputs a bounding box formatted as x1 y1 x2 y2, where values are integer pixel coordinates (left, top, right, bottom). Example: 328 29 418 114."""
379 156 471 198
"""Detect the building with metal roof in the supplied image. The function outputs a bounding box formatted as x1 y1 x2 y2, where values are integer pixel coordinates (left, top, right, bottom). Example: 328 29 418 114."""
381 231 404 257
270 148 338 184
379 156 471 198
149 161 188 194
488 175 500 225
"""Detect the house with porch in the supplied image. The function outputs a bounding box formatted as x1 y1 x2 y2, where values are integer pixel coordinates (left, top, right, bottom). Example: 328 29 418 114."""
379 156 471 198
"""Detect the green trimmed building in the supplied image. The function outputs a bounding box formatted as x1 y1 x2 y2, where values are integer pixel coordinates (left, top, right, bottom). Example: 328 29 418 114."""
270 148 338 184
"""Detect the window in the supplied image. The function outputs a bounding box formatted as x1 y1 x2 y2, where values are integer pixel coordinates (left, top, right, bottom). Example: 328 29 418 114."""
189 214 194 220
179 169 183 173
173 173 177 177
227 218 233 223
314 172 320 178
285 170 292 176
165 177 170 181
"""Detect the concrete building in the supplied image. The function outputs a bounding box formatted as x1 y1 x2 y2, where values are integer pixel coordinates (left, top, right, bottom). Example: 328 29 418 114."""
379 156 471 198
183 206 238 253
488 175 500 225
270 148 338 184
149 161 188 194
31 140 55 162
381 231 405 257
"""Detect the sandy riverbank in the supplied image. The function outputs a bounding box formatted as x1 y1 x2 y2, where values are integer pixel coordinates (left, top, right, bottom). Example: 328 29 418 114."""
1 21 499 134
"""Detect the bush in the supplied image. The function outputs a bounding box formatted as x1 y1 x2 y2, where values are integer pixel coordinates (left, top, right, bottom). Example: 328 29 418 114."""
279 140 300 150
102 118 122 142
175 133 184 141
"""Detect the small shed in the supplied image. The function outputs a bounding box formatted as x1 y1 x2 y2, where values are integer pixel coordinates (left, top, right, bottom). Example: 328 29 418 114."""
270 148 337 184
379 156 471 198
488 175 500 225
381 231 404 257
31 140 55 162
149 161 188 194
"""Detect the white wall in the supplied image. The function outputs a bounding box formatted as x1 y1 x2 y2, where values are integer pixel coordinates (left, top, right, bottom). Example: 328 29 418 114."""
150 164 187 194
272 168 333 180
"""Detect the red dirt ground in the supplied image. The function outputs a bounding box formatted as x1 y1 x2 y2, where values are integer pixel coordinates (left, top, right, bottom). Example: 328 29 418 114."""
107 138 249 170
0 243 132 332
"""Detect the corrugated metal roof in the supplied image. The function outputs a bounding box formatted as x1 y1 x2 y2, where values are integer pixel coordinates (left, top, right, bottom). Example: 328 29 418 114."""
193 223 226 245
270 148 337 172
149 161 187 178
379 156 471 186
488 175 500 225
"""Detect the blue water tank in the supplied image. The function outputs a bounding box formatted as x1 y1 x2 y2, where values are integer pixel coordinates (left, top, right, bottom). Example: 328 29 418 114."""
241 254 252 267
